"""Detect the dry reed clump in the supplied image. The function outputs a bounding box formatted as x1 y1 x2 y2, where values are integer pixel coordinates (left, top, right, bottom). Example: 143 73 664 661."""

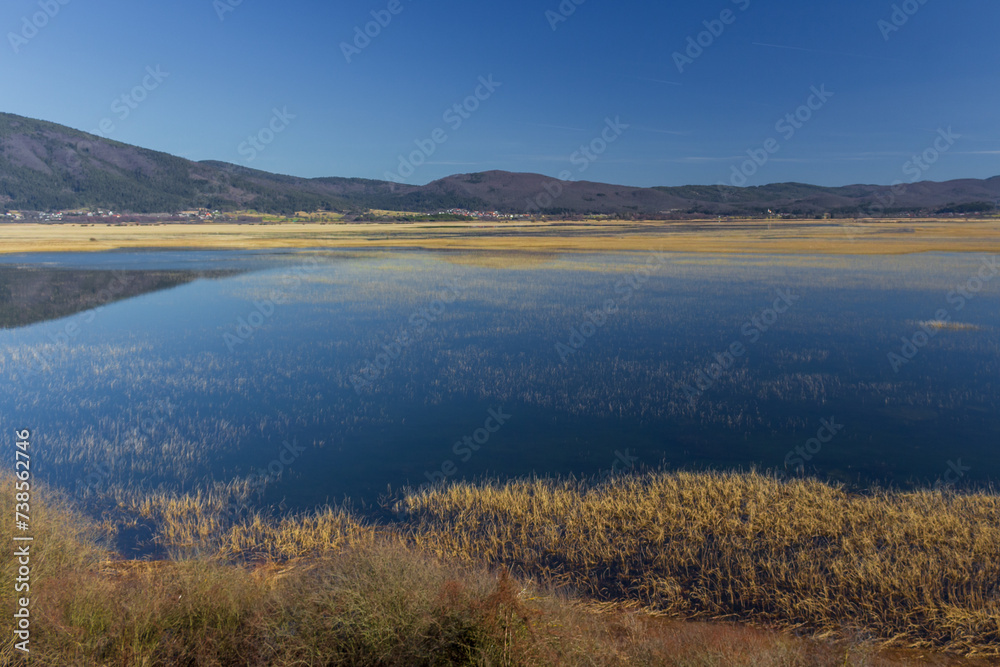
213 507 387 561
399 470 1000 657
99 484 383 562
83 480 260 558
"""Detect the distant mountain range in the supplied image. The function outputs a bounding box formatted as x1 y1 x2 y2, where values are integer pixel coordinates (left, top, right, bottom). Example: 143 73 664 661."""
1 112 998 218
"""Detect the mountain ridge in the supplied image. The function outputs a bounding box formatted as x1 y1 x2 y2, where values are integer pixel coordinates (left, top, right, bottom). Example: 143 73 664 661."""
2 112 998 217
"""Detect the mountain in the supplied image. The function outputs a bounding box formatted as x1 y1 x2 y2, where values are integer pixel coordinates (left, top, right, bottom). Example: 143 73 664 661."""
0 113 402 214
1 112 998 217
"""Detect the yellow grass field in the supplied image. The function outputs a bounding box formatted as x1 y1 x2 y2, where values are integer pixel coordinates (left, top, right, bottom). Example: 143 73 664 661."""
2 218 1000 255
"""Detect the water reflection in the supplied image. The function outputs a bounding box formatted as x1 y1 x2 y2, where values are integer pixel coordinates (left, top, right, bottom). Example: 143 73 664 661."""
0 250 996 518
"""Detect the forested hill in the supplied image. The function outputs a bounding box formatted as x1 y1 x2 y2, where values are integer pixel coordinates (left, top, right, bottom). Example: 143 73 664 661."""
2 112 998 217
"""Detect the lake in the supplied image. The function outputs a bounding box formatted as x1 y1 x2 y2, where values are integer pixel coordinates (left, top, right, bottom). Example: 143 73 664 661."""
1 249 998 520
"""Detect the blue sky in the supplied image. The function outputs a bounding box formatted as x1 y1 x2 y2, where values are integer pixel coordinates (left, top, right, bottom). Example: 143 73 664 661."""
2 0 997 187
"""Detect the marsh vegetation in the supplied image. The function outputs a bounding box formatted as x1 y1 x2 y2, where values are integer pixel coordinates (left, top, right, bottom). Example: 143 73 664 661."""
3 472 997 665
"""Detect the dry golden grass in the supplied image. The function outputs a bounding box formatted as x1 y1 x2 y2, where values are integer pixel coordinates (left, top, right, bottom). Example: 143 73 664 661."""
399 470 1000 657
114 471 1000 656
213 508 385 561
3 218 1000 255
86 483 382 561
3 473 997 665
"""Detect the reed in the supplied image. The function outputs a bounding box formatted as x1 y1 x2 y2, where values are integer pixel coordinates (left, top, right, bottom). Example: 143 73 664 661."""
4 471 997 664
4 218 1000 256
400 470 1000 656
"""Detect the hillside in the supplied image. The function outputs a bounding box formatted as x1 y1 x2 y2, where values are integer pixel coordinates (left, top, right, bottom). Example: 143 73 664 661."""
1 112 998 217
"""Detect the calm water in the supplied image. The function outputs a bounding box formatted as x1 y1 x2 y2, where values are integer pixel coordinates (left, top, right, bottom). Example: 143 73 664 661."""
1 249 998 515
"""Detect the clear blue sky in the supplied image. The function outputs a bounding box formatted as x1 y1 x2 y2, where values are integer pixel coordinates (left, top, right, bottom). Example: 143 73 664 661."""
2 0 997 187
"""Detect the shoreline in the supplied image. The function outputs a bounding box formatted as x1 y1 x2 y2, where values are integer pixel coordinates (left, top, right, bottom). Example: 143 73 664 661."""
3 218 1000 256
4 470 997 664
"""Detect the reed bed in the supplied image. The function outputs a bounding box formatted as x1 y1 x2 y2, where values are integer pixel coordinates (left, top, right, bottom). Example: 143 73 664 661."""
4 219 1000 255
118 469 1000 656
399 470 1000 656
5 473 929 667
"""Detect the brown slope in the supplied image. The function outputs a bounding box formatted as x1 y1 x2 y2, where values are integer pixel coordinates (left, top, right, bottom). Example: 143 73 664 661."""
419 171 691 213
1 113 998 216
